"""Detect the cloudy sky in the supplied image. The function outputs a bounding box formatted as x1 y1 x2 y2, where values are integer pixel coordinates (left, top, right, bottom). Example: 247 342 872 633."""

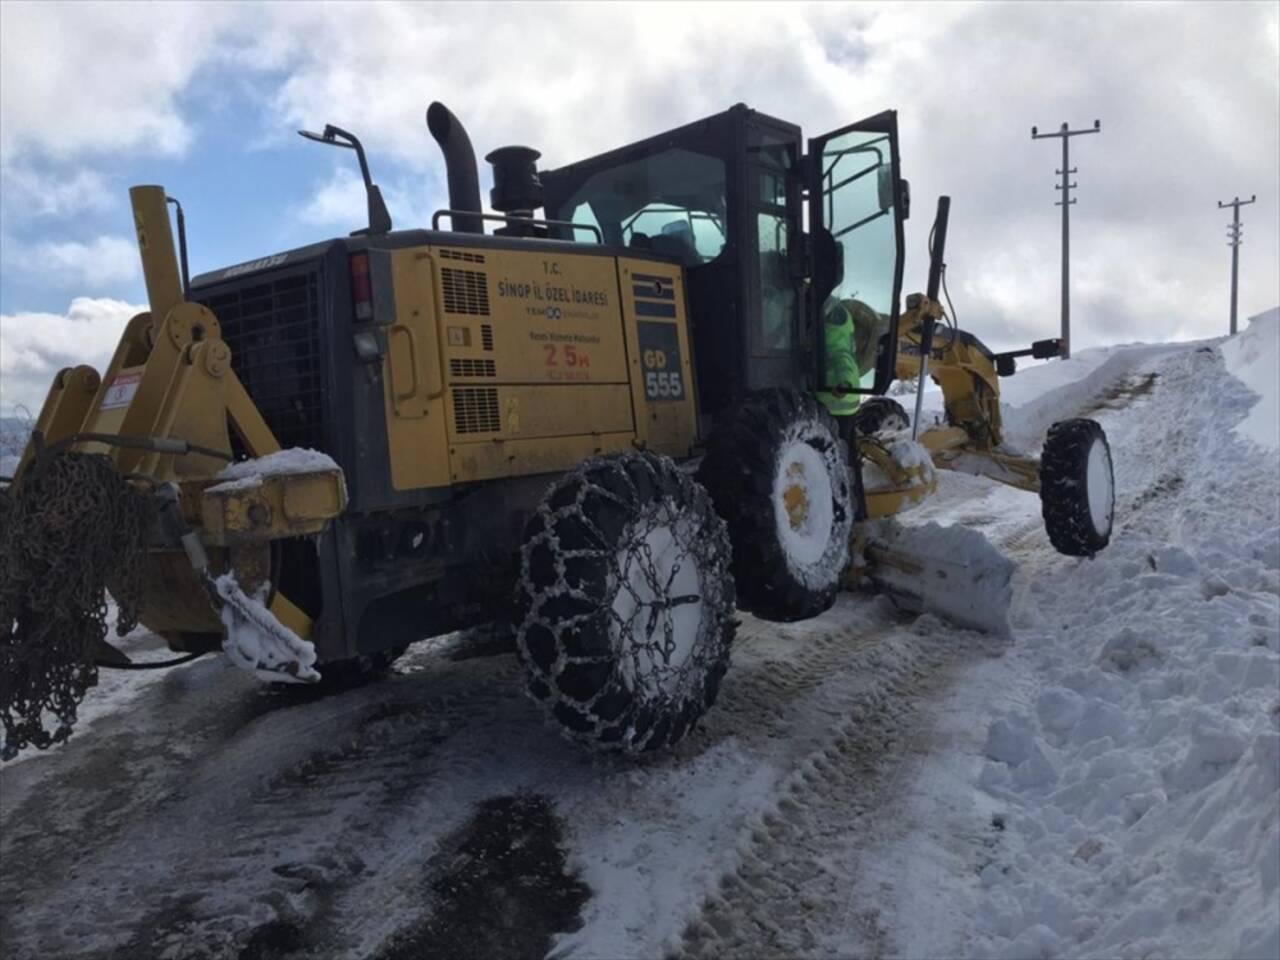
1 0 1277 416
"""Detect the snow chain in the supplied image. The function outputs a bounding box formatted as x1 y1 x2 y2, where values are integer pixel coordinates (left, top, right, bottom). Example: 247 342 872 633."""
607 501 708 700
0 451 153 759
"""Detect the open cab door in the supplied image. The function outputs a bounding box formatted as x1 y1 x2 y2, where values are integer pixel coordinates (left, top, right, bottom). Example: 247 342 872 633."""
808 111 907 398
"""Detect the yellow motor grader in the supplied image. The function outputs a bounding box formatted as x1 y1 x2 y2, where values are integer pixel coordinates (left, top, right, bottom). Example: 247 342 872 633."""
0 102 1114 758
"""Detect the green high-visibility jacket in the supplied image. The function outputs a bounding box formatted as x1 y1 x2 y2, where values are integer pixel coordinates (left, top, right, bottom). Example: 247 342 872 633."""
817 299 889 417
817 303 863 417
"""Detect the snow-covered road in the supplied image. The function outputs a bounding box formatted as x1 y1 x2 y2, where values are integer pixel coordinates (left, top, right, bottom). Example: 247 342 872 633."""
1 315 1276 960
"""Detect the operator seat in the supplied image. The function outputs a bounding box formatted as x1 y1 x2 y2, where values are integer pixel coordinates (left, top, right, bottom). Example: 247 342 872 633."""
650 221 699 264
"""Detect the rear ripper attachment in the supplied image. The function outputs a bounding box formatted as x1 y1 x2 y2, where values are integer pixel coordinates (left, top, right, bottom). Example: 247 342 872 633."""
0 186 345 759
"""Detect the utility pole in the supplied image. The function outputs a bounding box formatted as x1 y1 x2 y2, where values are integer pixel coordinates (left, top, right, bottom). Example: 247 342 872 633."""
1032 119 1100 359
1218 194 1256 335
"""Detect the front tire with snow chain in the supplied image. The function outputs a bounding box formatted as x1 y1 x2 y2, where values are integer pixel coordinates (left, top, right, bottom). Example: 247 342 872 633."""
699 389 853 622
1040 418 1115 556
515 452 736 754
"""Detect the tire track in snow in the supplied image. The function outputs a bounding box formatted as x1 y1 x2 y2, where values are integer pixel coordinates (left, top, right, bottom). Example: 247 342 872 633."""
673 358 1180 958
675 617 997 959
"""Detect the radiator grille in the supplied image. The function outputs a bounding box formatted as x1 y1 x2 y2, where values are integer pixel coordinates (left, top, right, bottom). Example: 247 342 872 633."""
198 265 325 455
449 358 497 378
440 249 485 263
481 324 494 351
441 268 490 315
452 387 500 434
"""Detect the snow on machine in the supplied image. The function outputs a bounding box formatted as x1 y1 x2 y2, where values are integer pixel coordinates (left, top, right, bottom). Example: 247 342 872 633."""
0 102 1115 759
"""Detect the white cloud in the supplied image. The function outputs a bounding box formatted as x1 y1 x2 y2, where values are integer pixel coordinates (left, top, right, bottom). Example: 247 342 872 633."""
0 163 114 221
29 235 140 289
0 1 242 162
0 296 143 415
298 166 370 228
297 165 435 234
241 1 1279 348
0 0 1276 357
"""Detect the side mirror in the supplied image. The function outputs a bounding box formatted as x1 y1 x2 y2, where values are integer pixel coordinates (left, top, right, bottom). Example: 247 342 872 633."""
298 124 392 236
877 165 894 213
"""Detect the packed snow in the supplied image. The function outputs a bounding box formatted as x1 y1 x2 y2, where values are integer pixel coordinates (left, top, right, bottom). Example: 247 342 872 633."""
864 518 1015 636
208 447 343 493
214 572 320 683
863 432 938 491
1 320 1277 959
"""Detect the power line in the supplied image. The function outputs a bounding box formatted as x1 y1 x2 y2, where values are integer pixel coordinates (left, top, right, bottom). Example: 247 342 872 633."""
1031 119 1101 360
1217 194 1256 335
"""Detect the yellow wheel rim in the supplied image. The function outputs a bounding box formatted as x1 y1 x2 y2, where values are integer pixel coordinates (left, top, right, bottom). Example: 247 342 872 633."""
782 460 810 531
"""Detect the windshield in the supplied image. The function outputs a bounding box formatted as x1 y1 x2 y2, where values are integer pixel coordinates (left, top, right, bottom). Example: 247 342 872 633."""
554 147 728 266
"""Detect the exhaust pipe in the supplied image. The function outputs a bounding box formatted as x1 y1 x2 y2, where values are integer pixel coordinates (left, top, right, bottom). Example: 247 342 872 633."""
426 101 483 235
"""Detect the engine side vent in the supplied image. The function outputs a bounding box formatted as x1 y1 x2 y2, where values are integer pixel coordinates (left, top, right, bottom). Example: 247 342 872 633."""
481 324 494 351
452 387 500 434
439 248 485 263
449 358 497 378
441 267 490 315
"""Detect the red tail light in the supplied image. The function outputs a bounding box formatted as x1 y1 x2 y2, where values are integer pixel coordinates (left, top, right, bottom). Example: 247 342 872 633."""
350 252 373 320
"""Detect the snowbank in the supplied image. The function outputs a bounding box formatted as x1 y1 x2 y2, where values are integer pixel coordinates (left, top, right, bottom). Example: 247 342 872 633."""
867 338 1280 960
996 342 1195 454
1220 307 1280 451
903 340 1195 455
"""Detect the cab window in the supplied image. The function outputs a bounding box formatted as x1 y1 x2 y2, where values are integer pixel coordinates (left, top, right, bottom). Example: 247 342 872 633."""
750 130 798 358
558 147 727 266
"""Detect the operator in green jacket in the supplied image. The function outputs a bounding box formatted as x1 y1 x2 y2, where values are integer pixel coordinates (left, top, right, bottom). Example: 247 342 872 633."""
817 297 889 431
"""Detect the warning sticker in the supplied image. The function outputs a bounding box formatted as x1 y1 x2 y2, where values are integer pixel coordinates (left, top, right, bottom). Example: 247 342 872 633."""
100 371 142 411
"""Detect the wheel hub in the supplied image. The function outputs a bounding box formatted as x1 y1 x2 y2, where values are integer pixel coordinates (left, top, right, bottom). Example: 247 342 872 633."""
782 461 812 531
771 440 835 567
1087 437 1114 534
610 508 706 699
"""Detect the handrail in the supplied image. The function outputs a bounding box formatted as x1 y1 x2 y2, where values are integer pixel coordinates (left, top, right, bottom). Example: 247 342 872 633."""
430 209 603 243
388 324 421 404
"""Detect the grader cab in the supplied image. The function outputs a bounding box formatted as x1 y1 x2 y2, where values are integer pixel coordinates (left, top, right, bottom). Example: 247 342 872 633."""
0 101 1115 759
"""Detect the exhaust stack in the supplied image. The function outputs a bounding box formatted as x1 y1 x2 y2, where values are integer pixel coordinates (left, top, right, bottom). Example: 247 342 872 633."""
426 102 483 234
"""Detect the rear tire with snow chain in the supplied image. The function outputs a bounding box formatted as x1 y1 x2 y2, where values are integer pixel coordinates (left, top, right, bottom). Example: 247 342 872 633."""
1040 418 1115 556
699 389 853 622
849 397 910 435
515 452 736 754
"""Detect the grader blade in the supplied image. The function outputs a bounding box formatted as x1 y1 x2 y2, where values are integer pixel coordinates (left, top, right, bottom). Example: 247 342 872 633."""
860 519 1014 636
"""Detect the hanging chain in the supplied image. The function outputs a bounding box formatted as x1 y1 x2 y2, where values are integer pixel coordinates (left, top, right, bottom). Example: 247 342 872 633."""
0 451 153 760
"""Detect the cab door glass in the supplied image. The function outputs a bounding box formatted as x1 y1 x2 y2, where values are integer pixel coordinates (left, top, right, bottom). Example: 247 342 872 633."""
750 131 798 358
818 128 899 328
756 211 793 354
808 113 904 396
